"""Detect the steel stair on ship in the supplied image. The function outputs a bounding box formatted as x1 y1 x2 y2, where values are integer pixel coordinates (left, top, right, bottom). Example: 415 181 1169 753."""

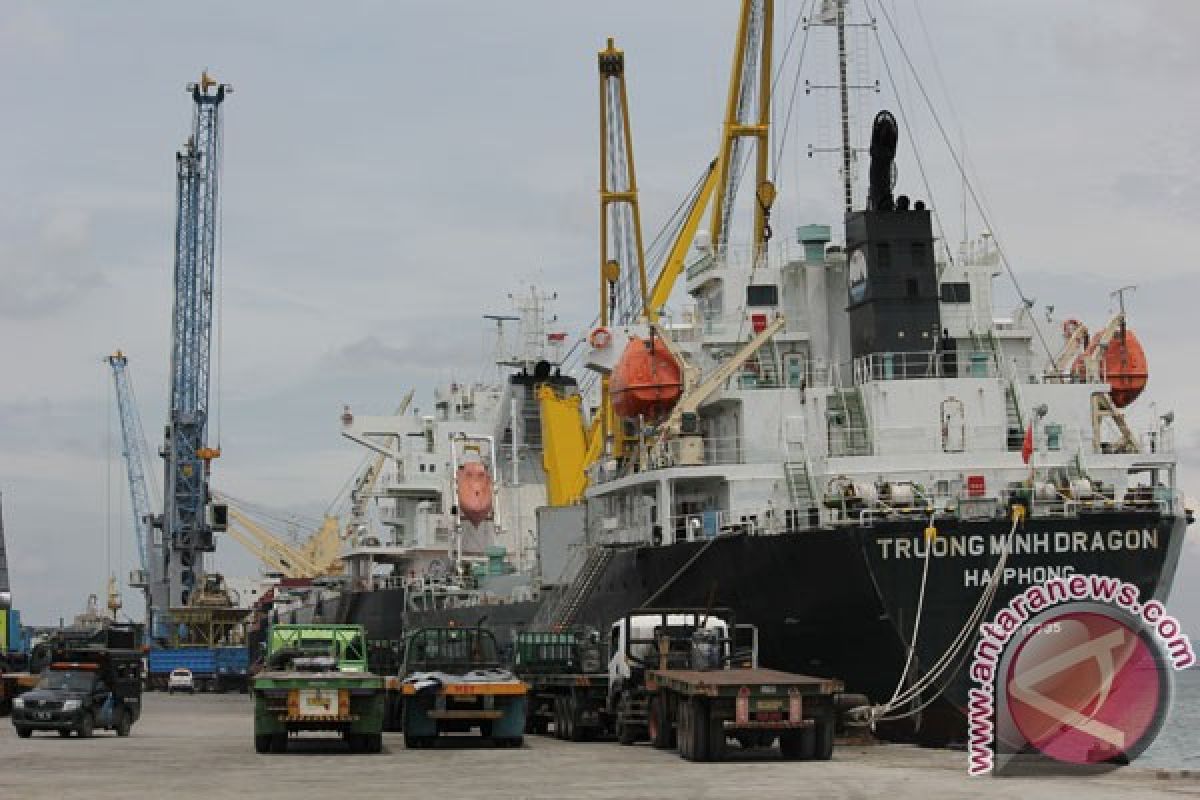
550 547 614 628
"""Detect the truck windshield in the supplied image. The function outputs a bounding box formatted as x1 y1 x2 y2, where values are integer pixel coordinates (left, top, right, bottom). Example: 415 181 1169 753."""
38 671 96 692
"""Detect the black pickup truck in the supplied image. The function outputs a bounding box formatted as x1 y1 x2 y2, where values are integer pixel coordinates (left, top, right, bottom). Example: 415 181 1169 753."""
12 647 142 738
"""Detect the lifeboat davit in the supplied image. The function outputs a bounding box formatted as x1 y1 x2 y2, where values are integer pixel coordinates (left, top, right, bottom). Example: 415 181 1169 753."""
456 462 493 526
610 336 683 419
1073 327 1148 408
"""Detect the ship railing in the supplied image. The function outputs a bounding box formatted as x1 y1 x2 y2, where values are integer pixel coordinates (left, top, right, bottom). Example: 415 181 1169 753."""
666 507 785 543
852 349 998 383
685 241 802 283
642 435 785 469
1139 428 1174 455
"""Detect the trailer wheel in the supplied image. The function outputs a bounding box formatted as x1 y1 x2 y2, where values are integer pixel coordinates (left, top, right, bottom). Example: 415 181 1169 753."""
677 701 691 759
567 693 585 743
552 696 565 740
682 699 710 762
270 733 288 753
368 733 383 753
779 726 813 760
706 704 725 761
254 734 272 754
15 726 32 739
648 695 672 749
814 718 834 761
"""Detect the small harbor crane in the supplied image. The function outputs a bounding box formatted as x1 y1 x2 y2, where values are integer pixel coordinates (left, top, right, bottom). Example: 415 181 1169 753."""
105 351 159 626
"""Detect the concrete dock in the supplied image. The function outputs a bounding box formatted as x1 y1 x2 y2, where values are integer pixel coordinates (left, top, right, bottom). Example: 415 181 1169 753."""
3 694 1198 799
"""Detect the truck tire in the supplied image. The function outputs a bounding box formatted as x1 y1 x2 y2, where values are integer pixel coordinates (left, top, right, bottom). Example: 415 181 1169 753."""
814 718 834 760
15 726 32 738
77 713 94 739
648 695 671 750
706 704 725 761
254 734 272 754
404 734 433 749
779 726 814 760
683 699 709 762
677 702 691 759
115 709 132 737
270 733 288 753
553 696 565 740
567 693 585 743
369 733 383 753
58 729 72 738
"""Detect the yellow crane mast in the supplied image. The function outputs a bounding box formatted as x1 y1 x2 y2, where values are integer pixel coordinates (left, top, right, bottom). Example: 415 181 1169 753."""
539 1 777 506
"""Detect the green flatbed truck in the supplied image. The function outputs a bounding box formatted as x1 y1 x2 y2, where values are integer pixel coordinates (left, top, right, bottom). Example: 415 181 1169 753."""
251 624 384 754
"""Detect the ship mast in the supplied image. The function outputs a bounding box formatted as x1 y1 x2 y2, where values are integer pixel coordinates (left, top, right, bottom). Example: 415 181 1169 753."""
835 0 853 215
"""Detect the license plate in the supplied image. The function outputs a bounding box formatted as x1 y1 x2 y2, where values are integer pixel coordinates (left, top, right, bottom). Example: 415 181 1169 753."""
296 689 339 716
34 712 52 720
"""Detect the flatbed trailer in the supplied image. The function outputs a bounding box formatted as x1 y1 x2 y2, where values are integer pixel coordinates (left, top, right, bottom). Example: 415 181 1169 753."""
645 667 843 762
400 677 527 748
398 627 527 749
514 628 610 741
522 672 610 740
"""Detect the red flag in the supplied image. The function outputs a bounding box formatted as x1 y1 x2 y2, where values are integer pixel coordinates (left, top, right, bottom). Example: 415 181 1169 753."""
1021 424 1034 464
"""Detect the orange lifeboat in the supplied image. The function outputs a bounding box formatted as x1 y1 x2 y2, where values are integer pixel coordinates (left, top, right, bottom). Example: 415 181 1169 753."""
609 336 683 420
456 462 493 526
1097 327 1148 408
1071 325 1149 408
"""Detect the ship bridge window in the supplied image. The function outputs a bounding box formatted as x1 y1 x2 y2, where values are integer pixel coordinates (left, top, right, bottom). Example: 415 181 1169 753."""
940 282 971 303
746 284 779 307
876 243 891 269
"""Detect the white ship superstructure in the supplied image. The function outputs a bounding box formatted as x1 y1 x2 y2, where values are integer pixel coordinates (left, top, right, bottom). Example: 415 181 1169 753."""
338 289 572 608
582 221 1178 553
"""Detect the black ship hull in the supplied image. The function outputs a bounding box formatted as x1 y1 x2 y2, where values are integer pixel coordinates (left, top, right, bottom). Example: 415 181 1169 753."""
572 509 1186 742
325 508 1185 743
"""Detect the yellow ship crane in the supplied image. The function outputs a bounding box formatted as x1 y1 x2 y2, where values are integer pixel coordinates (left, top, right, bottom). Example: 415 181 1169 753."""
596 37 649 460
539 2 778 506
711 0 775 258
215 496 341 579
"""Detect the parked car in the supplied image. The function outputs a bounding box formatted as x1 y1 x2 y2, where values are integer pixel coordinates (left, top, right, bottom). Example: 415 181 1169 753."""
167 668 194 694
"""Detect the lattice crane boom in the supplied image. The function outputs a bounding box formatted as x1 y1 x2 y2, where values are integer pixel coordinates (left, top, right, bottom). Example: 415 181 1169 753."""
155 72 231 627
105 351 156 575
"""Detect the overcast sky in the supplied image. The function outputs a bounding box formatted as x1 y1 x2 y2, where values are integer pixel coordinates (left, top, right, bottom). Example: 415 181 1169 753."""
1 1 1197 633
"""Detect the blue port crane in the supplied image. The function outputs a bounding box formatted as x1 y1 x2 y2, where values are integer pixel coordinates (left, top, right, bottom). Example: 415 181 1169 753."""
152 72 231 632
105 351 159 623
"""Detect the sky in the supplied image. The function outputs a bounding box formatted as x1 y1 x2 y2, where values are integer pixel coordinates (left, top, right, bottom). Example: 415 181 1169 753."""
1 0 1198 633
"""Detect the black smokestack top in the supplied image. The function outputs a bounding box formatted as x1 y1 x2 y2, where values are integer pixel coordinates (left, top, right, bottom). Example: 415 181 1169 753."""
868 110 899 212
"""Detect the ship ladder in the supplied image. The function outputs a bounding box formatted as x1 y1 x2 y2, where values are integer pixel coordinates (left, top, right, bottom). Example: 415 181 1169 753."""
551 547 614 628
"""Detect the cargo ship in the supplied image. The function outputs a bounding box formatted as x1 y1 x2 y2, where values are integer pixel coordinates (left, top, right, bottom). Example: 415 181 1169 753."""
265 0 1187 743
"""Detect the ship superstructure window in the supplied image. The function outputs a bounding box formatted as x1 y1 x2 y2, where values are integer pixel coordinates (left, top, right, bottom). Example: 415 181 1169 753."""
875 243 891 269
940 282 971 303
746 284 779 307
